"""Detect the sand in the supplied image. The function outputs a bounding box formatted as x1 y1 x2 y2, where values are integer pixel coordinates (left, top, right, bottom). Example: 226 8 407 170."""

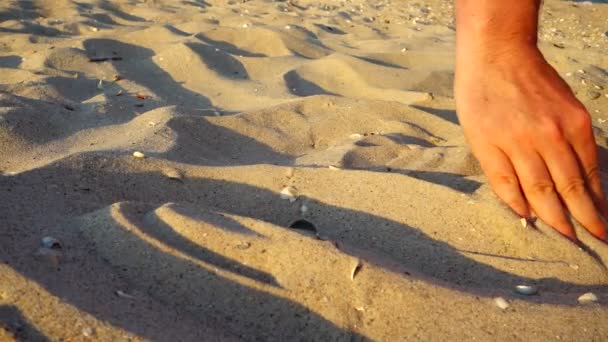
1 0 607 340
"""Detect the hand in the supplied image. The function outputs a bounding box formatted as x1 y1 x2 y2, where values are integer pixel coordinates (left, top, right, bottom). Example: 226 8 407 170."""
455 46 608 242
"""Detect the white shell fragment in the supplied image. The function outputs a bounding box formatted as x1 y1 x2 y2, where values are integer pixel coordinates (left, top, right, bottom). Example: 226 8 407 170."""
328 165 341 171
350 260 362 281
520 218 528 228
280 186 298 202
515 285 538 296
349 133 363 139
115 290 136 299
578 292 598 305
97 79 104 90
132 151 146 158
494 297 509 310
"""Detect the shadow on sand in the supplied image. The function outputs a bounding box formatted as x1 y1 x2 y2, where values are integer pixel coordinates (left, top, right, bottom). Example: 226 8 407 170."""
1 151 607 339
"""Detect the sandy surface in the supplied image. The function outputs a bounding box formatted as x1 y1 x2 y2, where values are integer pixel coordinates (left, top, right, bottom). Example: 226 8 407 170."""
1 0 608 340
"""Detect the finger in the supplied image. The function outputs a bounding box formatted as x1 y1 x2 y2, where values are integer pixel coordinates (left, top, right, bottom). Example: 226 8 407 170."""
540 140 607 240
509 149 577 241
566 118 608 223
474 144 530 218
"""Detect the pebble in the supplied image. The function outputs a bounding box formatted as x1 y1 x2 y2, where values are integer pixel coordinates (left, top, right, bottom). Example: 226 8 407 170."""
578 292 598 305
328 165 341 170
494 297 509 310
280 186 298 202
514 285 538 296
349 133 363 139
132 151 146 158
300 204 308 215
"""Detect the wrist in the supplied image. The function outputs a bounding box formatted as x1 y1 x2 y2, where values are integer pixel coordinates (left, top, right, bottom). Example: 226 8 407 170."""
455 0 541 65
456 40 541 68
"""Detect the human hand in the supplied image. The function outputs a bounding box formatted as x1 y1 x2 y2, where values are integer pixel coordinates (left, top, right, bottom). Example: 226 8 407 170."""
455 46 608 242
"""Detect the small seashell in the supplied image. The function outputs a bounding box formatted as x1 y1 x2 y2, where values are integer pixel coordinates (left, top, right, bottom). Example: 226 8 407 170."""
578 292 598 305
97 79 104 90
349 133 363 139
115 290 135 299
163 168 183 181
280 186 297 202
569 264 579 270
132 151 145 158
236 241 251 250
288 219 317 233
82 327 95 337
328 165 340 171
520 218 528 228
586 91 601 100
515 285 538 296
494 297 509 310
350 260 363 280
41 236 61 249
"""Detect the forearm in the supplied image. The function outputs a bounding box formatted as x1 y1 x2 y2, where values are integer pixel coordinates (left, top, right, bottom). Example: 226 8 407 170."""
456 0 541 60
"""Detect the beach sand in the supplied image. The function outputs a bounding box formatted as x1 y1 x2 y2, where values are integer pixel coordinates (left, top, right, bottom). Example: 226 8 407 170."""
1 0 607 340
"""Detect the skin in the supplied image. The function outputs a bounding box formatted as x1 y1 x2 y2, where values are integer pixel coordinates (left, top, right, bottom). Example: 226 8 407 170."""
455 0 608 242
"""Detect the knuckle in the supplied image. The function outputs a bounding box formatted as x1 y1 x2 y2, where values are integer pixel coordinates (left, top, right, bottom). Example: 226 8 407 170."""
570 109 592 132
585 165 601 184
557 178 587 198
490 173 519 187
539 120 564 142
526 180 556 198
